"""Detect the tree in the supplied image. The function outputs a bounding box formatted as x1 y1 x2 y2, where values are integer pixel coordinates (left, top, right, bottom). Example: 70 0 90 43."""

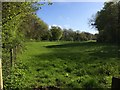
61 28 75 41
74 30 81 41
50 26 63 41
79 32 88 41
90 2 119 43
2 2 36 67
2 2 43 89
19 14 48 41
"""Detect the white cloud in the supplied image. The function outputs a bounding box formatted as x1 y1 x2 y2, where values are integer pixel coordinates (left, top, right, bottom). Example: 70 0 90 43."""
48 25 52 29
49 24 63 29
49 24 72 30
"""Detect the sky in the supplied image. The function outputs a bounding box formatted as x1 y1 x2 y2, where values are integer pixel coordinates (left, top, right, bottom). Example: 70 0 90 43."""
36 2 104 34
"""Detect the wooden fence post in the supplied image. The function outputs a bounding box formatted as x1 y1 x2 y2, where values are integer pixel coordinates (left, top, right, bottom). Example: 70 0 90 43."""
111 77 120 89
0 58 3 90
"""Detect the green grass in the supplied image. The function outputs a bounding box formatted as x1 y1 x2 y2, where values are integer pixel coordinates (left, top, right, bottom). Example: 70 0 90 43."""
9 41 120 88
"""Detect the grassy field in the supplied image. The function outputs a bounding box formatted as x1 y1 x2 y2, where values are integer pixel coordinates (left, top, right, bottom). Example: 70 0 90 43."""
9 41 120 89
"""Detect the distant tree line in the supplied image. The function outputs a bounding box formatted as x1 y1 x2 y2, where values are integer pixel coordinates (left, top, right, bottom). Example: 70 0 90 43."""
61 29 97 41
90 1 120 43
22 16 97 42
26 25 97 41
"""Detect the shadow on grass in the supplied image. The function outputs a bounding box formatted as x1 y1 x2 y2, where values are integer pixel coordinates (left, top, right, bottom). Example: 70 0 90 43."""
45 42 98 48
34 42 120 63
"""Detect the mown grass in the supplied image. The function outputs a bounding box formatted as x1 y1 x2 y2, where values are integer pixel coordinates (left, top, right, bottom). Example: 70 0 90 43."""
7 41 120 89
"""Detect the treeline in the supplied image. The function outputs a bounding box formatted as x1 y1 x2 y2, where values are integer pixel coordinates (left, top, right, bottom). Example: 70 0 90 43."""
50 27 97 41
90 1 120 43
22 16 96 41
16 4 96 42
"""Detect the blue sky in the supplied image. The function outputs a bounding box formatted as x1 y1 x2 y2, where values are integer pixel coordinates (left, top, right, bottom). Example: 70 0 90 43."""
36 2 104 34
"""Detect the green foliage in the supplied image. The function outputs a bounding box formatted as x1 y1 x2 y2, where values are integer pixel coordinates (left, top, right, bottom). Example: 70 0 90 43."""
61 29 96 41
90 2 119 43
2 2 36 60
50 26 63 41
19 14 49 41
61 29 75 41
